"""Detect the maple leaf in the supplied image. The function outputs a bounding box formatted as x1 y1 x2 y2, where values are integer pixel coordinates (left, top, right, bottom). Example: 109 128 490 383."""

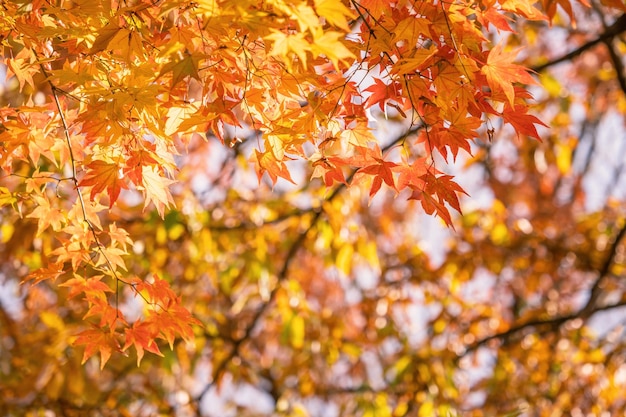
123 321 163 366
108 223 133 252
502 104 548 140
354 146 398 197
95 246 128 273
23 262 66 286
134 274 178 308
73 326 122 369
149 303 200 349
5 48 37 92
436 112 482 161
266 31 311 70
412 189 454 227
79 159 128 207
392 16 431 44
481 43 537 105
60 275 113 300
314 0 355 31
158 52 204 87
341 122 376 147
0 186 17 208
132 275 199 349
394 157 431 191
253 150 296 185
27 195 67 236
477 8 514 32
123 145 160 185
409 173 468 228
540 0 580 23
311 155 347 187
364 78 404 112
91 22 144 61
427 174 468 214
50 237 92 272
310 31 355 69
354 0 393 19
140 166 175 218
90 21 123 54
83 297 126 329
501 0 547 20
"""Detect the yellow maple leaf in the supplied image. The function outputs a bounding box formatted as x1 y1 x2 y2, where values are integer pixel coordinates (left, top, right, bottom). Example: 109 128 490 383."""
311 31 355 69
140 166 175 218
265 30 311 70
314 0 355 31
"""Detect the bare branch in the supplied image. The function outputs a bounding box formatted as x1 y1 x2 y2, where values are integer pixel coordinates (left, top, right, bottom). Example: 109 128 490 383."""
465 221 626 354
532 14 626 73
580 220 626 317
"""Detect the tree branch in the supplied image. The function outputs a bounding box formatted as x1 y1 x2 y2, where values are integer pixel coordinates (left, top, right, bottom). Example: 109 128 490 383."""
465 220 626 354
191 125 423 406
531 14 626 73
580 220 626 317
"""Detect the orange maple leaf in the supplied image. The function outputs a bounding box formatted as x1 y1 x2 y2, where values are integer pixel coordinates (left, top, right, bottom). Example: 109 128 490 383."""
90 21 122 54
27 195 66 236
359 161 398 196
134 274 178 307
60 275 113 300
23 262 66 286
73 326 122 369
481 43 537 105
409 173 468 228
253 150 296 185
394 157 431 191
158 52 204 87
149 304 200 349
79 160 128 207
314 0 355 31
311 155 347 187
501 0 547 20
502 104 548 140
364 78 404 112
477 8 514 32
123 321 163 366
83 297 126 329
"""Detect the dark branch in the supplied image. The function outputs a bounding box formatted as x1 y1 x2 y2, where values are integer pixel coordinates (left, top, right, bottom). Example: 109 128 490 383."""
580 220 626 317
604 35 626 95
532 14 626 73
465 220 626 354
465 298 626 354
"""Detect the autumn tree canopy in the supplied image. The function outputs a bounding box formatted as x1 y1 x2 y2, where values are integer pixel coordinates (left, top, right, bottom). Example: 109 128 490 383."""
2 0 626 415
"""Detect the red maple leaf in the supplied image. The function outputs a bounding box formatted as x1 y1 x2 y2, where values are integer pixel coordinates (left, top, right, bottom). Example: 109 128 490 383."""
364 78 404 112
354 146 398 197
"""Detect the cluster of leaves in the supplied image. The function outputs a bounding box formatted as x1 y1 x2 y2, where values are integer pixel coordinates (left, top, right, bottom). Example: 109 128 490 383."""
2 0 626 415
0 0 549 367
